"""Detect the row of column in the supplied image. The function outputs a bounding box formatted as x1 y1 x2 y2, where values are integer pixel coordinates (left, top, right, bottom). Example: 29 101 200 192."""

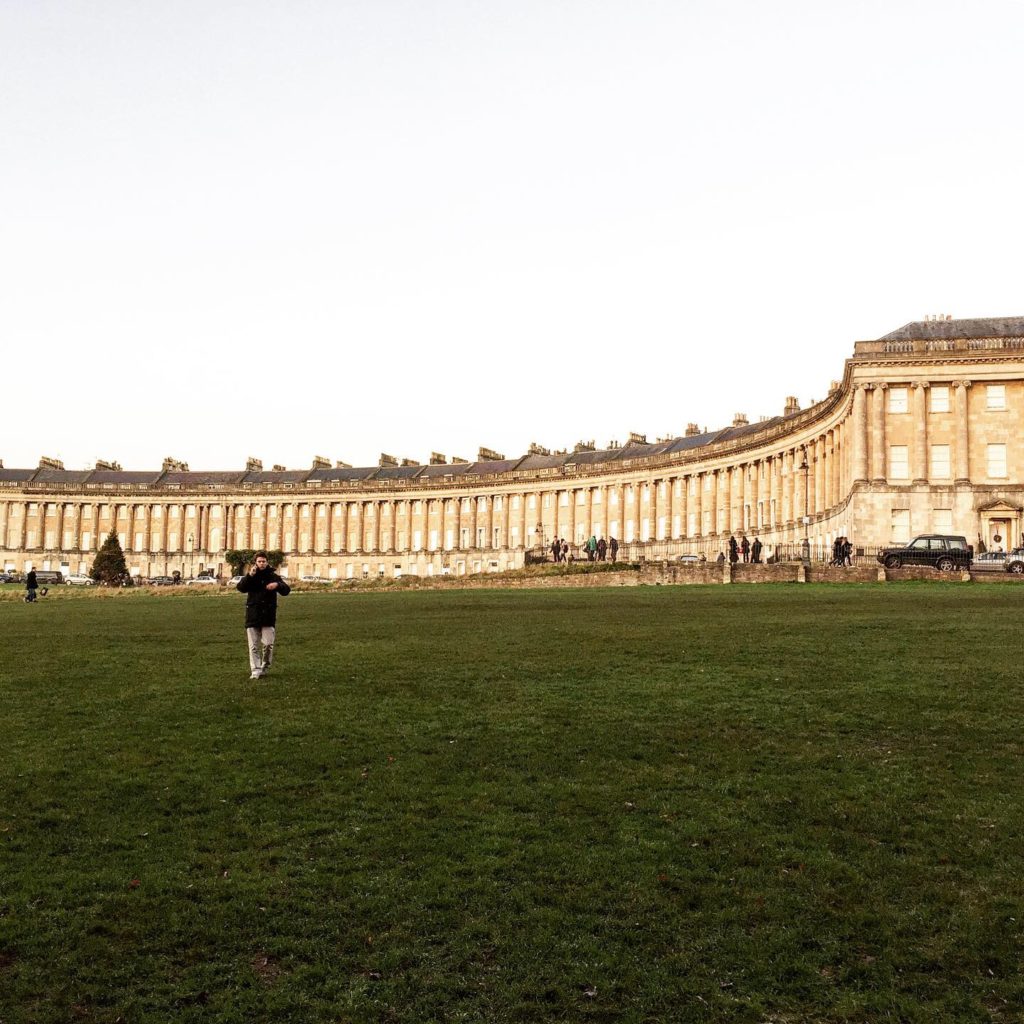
0 420 859 556
851 379 972 484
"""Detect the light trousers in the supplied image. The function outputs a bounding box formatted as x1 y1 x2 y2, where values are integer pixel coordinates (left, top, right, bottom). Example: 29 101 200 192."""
246 626 276 672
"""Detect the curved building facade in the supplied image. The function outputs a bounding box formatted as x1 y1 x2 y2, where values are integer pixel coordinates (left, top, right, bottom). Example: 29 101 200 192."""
3 317 1024 579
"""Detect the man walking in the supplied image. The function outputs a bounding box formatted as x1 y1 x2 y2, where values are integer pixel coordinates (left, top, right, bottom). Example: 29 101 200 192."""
25 568 38 603
236 552 291 680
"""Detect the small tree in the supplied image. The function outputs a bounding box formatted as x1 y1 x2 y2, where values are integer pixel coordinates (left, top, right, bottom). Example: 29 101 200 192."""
225 549 286 575
91 530 132 586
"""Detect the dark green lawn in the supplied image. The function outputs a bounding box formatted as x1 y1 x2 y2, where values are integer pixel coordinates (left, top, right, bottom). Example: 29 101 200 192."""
2 585 1022 1023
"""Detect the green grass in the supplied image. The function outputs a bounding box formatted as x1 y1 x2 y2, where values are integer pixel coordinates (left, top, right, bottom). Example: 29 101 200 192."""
2 586 1023 1023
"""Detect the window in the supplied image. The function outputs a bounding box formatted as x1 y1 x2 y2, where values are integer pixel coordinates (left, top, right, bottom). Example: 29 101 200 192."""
688 478 696 497
527 495 536 510
930 444 951 479
933 509 953 532
987 385 1006 410
687 512 697 537
511 496 520 511
889 445 909 480
560 492 569 507
494 496 503 512
592 490 601 504
987 443 1007 478
888 387 908 413
930 386 950 413
891 509 911 543
704 475 712 491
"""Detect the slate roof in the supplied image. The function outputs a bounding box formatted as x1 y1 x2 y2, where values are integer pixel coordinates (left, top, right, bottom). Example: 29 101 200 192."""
304 465 376 483
162 471 247 486
881 316 1024 340
464 459 523 476
372 465 426 481
89 470 164 485
242 469 314 485
418 462 474 479
0 468 36 482
32 468 93 484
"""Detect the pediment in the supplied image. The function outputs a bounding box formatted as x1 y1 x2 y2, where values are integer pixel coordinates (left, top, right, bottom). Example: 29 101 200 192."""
978 499 1022 513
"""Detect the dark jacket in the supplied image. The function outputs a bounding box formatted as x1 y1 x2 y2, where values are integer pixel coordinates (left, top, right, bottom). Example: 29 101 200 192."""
237 567 291 628
26 570 37 590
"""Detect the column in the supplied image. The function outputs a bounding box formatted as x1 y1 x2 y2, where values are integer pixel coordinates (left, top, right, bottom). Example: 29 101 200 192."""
517 492 527 548
871 383 888 483
852 384 869 483
720 471 729 536
706 473 717 536
748 461 760 530
814 438 825 515
912 382 929 484
502 494 511 548
482 496 493 549
954 380 971 483
676 478 687 538
822 439 833 513
690 475 702 536
468 496 478 548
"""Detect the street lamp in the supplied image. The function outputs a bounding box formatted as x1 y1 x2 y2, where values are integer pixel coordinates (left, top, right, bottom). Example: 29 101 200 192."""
187 533 194 579
799 451 811 564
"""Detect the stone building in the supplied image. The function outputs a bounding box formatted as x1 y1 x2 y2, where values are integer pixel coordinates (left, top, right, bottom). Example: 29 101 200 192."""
3 316 1023 579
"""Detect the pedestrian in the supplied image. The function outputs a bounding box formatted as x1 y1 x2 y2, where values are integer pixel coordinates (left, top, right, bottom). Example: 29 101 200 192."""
842 537 853 567
740 535 750 562
586 534 598 561
751 537 763 563
716 550 726 563
550 538 560 563
561 539 570 563
25 568 38 603
728 535 739 564
597 536 607 561
831 537 843 566
609 536 619 562
236 552 291 680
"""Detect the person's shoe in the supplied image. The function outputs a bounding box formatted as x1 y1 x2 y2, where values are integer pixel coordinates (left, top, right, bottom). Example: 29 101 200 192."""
250 669 262 680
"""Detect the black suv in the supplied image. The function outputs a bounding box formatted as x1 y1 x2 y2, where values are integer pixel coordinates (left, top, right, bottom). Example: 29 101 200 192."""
876 534 973 571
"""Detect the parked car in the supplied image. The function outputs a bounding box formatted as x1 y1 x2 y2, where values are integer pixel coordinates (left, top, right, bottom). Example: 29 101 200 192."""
971 551 1008 573
64 573 96 586
876 534 973 571
299 574 328 583
185 575 219 586
0 572 19 583
676 554 702 564
32 570 65 586
228 575 244 587
1005 548 1024 574
148 576 177 586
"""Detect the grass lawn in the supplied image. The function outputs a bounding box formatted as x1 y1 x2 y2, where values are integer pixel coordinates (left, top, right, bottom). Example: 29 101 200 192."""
1 584 1023 1023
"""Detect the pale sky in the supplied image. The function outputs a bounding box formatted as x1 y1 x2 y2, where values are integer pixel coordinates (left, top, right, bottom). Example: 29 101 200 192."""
3 0 1021 472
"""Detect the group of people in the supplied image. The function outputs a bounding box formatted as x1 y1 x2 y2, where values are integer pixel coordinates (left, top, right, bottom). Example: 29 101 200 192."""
831 536 854 566
726 534 763 564
550 535 619 563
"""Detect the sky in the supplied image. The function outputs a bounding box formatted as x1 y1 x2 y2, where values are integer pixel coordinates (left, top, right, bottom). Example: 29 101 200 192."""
3 0 1022 472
